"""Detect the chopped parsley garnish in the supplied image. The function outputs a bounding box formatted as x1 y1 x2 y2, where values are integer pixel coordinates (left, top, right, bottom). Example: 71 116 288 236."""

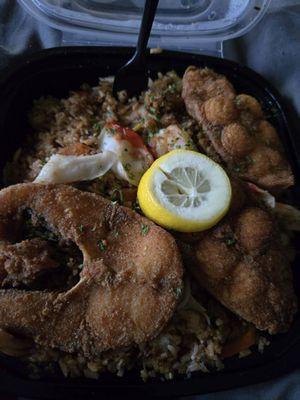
166 83 177 94
225 237 236 246
92 122 101 130
124 163 131 171
113 230 119 238
147 131 156 140
132 200 141 214
175 286 183 299
107 127 117 135
141 224 149 236
235 97 241 107
98 239 107 252
234 156 254 173
245 155 254 165
36 213 45 222
186 139 194 148
79 224 84 233
123 163 135 180
107 110 114 117
40 159 47 167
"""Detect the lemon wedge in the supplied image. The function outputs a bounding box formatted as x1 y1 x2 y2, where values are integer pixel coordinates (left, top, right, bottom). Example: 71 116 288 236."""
137 149 231 232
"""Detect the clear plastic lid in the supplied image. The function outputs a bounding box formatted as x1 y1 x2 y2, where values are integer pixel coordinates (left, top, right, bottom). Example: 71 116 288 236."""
18 0 270 56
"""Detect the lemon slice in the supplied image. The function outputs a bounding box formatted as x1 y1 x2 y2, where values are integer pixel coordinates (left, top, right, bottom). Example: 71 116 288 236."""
137 149 231 232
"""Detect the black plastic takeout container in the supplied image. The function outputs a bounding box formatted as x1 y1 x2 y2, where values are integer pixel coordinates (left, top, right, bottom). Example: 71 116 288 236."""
0 47 299 399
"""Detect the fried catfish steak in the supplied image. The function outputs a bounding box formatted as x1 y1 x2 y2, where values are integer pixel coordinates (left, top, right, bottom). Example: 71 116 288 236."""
182 66 294 192
178 179 297 334
0 184 183 357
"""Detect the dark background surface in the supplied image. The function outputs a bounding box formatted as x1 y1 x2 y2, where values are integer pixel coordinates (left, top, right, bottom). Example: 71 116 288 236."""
0 1 299 399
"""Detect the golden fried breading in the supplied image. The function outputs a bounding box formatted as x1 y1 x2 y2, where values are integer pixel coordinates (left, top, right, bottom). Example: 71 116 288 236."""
204 95 238 125
221 123 255 157
235 94 263 118
182 66 294 192
235 207 273 253
258 120 281 146
179 181 297 334
0 184 183 357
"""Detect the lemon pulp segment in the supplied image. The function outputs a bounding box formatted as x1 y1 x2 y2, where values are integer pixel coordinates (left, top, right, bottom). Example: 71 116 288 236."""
137 150 231 232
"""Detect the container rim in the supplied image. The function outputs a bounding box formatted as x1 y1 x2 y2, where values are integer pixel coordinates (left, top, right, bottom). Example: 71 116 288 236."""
17 0 271 42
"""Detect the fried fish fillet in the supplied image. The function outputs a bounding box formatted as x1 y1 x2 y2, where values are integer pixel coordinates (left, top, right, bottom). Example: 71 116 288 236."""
178 180 297 334
0 184 183 357
182 66 294 192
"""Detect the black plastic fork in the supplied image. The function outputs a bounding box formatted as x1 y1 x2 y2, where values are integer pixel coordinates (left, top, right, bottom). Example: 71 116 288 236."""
112 0 159 98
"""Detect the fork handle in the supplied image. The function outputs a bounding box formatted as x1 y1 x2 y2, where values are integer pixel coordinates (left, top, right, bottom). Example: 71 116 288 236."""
133 0 159 64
